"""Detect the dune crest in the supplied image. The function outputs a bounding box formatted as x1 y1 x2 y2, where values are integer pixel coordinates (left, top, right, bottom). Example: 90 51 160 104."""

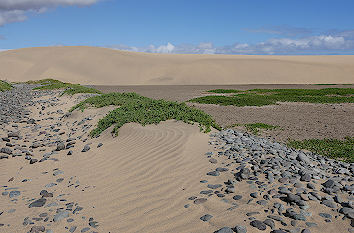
0 46 353 85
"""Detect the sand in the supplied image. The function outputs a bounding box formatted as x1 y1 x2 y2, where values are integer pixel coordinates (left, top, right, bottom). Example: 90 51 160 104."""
1 46 354 85
1 88 353 233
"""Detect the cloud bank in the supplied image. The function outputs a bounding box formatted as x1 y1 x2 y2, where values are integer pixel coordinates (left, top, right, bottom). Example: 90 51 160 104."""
110 30 354 55
0 0 99 26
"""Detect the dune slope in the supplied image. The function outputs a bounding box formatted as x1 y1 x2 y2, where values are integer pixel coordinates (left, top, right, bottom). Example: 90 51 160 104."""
0 46 353 85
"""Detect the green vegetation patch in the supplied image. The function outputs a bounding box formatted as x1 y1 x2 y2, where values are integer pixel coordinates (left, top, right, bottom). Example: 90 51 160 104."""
244 123 279 135
71 92 221 137
0 80 13 92
288 137 354 163
32 79 101 95
207 89 243 93
190 88 354 106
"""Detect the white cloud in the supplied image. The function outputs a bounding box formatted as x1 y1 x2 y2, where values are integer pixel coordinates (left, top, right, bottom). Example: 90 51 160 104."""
0 0 100 26
109 31 354 55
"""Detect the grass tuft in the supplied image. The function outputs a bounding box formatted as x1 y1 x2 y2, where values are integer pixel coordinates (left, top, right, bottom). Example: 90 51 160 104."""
32 79 101 95
0 80 13 92
70 92 221 137
288 137 354 163
244 123 279 135
207 89 243 93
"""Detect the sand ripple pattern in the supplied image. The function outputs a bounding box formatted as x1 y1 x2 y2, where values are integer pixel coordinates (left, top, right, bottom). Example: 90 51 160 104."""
66 121 212 233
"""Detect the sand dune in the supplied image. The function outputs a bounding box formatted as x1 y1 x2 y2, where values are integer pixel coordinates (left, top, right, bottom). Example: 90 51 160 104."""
0 46 353 85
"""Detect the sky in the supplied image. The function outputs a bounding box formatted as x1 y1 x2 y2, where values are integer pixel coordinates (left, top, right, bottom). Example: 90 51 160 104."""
1 0 354 55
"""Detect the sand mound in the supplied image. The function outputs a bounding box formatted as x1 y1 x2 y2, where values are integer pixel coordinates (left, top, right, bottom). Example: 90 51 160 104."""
0 46 353 85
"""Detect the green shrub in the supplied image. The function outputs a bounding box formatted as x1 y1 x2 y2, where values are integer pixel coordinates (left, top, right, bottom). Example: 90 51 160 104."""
0 80 13 91
190 88 354 106
32 79 101 95
244 123 278 135
71 92 221 137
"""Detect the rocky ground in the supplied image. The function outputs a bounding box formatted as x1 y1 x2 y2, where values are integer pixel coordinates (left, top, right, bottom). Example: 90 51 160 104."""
0 84 104 233
0 84 353 233
198 129 353 233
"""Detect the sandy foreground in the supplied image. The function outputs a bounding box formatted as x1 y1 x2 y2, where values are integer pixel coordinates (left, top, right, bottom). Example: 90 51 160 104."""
0 86 353 233
1 46 354 85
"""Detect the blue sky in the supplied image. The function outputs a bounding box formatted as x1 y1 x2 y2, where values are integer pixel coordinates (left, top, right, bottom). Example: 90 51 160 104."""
1 0 354 54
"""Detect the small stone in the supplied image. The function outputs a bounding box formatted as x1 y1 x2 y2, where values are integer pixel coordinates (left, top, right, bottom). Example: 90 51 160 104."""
81 227 90 232
81 145 90 152
209 158 217 163
263 219 275 229
200 214 213 222
250 220 267 230
233 225 247 233
194 198 207 204
30 226 45 232
97 143 103 148
207 171 220 176
9 190 20 198
29 198 46 208
56 142 65 151
69 226 77 233
233 195 243 200
40 190 53 198
53 211 69 222
214 227 234 233
207 184 222 189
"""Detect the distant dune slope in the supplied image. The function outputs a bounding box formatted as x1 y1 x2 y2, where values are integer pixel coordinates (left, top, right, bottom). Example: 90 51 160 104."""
0 46 353 85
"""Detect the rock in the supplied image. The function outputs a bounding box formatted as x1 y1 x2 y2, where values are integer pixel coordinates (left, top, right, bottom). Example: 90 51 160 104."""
8 132 19 138
200 214 213 222
233 195 242 200
297 153 310 163
250 220 267 230
301 229 311 233
29 198 46 208
207 171 220 176
67 150 73 155
30 226 45 232
53 211 69 222
209 158 217 163
321 200 336 208
30 158 38 164
81 144 90 152
236 168 251 180
323 179 335 188
97 143 103 148
40 190 53 198
233 225 247 233
0 147 12 155
250 192 258 198
207 184 222 189
194 198 207 204
81 227 90 232
319 213 332 219
9 190 20 198
214 227 234 233
56 142 65 151
263 219 275 229
300 174 311 182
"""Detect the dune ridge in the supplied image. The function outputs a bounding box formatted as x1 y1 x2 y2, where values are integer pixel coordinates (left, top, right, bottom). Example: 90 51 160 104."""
0 46 353 85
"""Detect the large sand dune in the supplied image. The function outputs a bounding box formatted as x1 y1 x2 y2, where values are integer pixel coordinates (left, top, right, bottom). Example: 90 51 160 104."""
0 46 353 85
